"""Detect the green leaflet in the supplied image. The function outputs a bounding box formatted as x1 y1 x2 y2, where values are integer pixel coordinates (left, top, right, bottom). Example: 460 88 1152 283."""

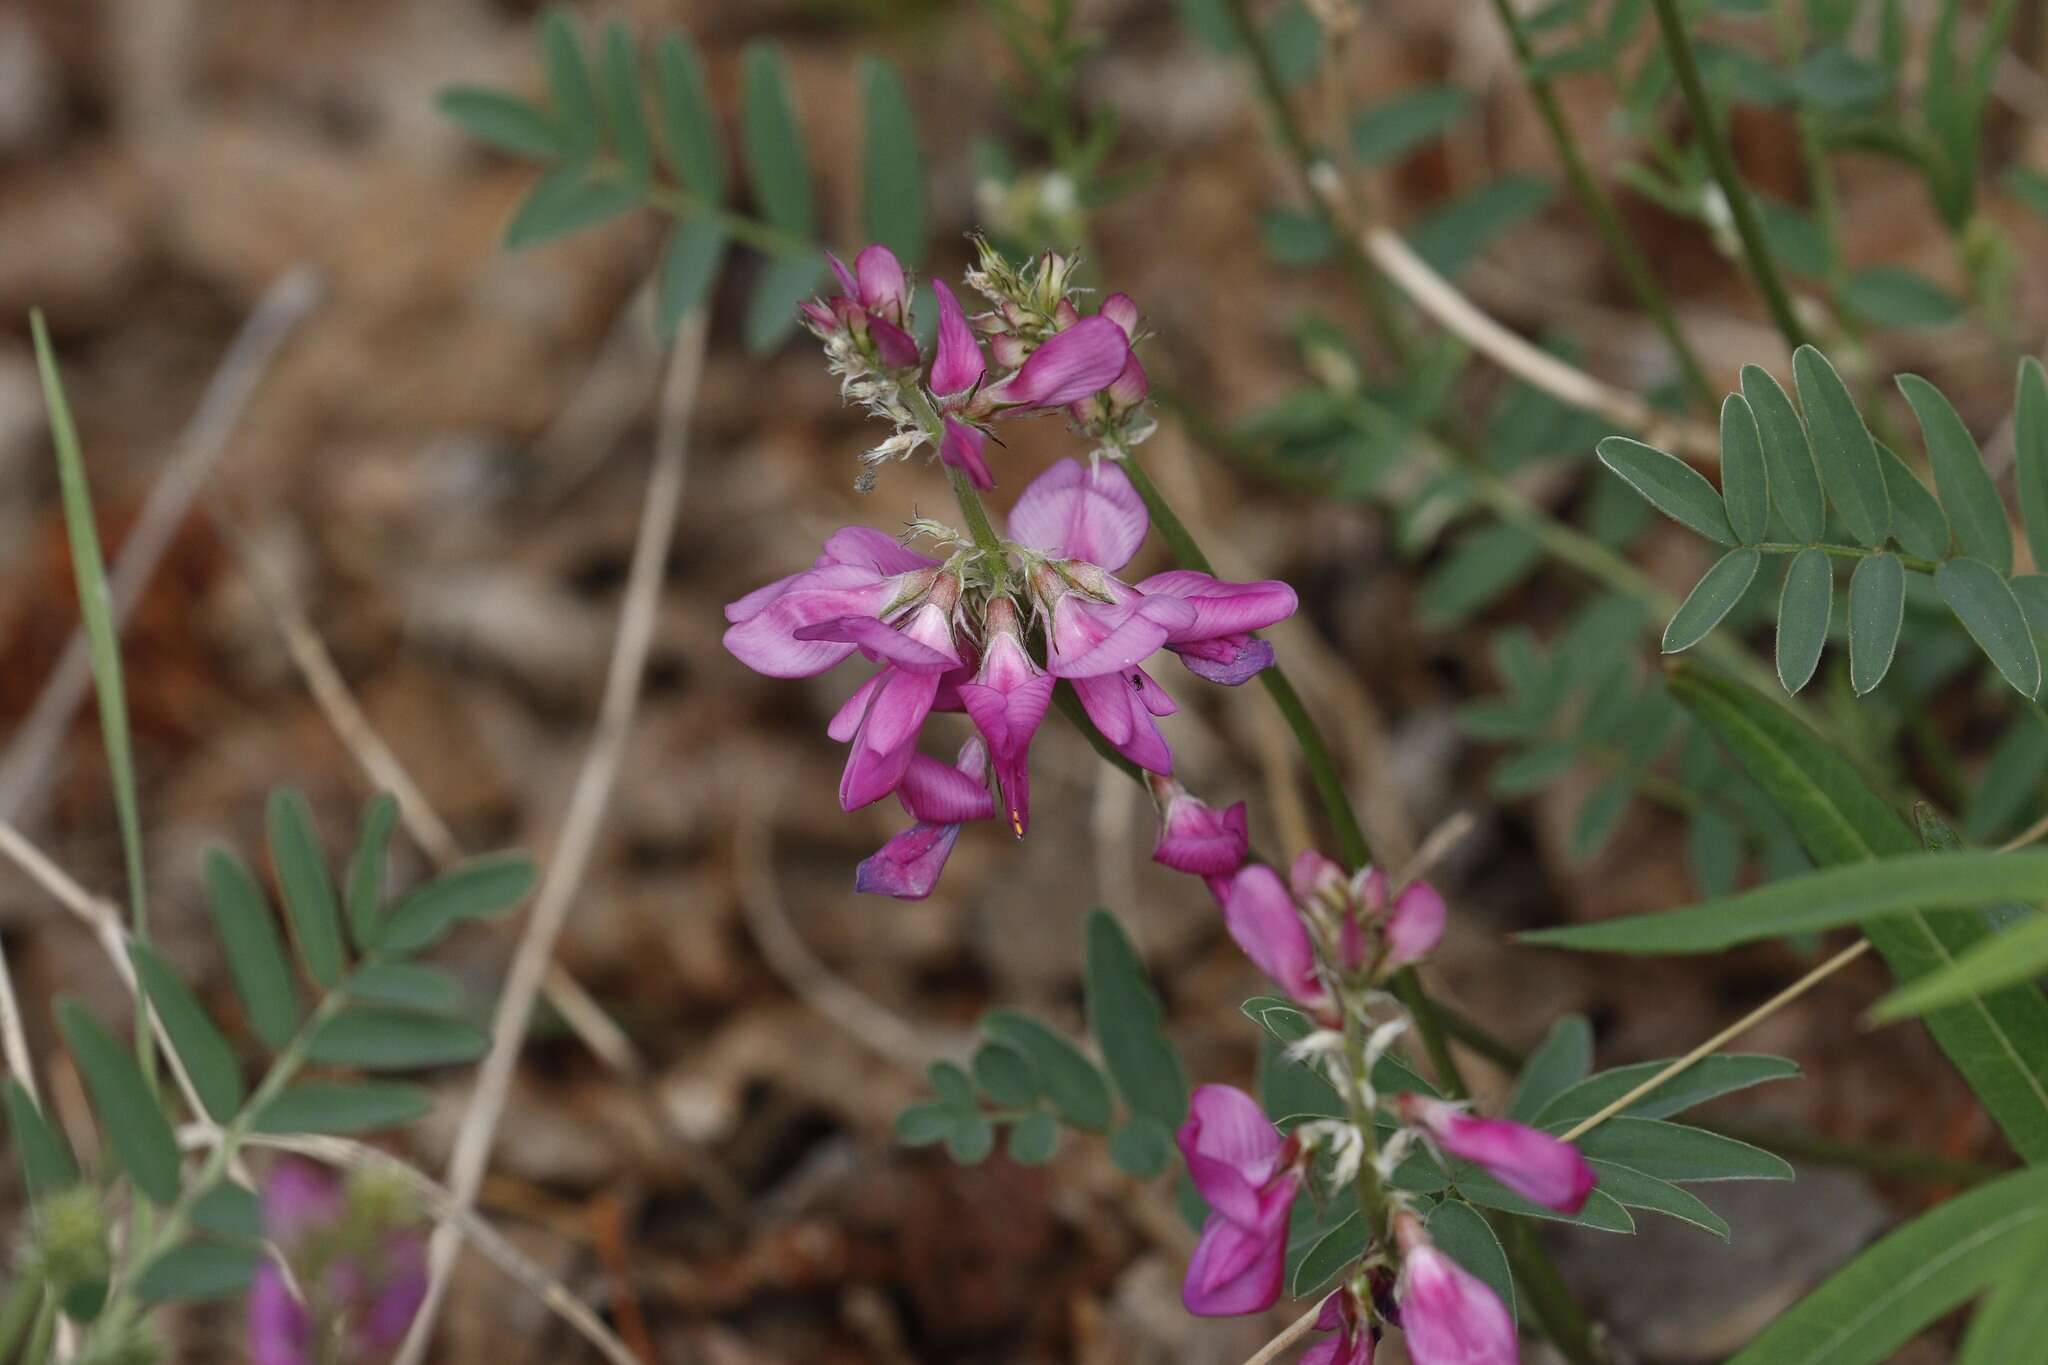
344 793 399 953
1565 1117 1792 1182
1426 1200 1516 1325
128 943 244 1123
376 852 537 955
203 846 301 1051
1728 1166 2048 1365
1585 1160 1730 1238
58 999 182 1205
1955 1215 2048 1365
743 252 827 356
1658 667 2048 1164
1596 436 1736 545
1084 911 1188 1131
1792 346 1889 547
1719 392 1770 544
653 32 725 200
252 1083 436 1136
3 1080 79 1199
307 1008 490 1070
267 787 345 989
598 23 651 186
1775 548 1832 694
1898 374 2010 572
739 44 815 238
1937 558 2042 697
436 89 567 161
656 218 729 338
859 58 925 264
1847 552 1905 695
1875 441 1952 561
1534 1054 1799 1125
135 1242 262 1304
538 7 600 157
1741 364 1825 543
1664 549 1759 654
503 167 639 250
982 1010 1114 1132
1508 1015 1593 1121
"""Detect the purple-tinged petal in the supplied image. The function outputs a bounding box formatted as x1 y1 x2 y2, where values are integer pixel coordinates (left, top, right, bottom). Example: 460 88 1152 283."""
1070 670 1175 774
839 666 943 810
248 1262 313 1365
261 1159 345 1248
1134 570 1300 642
827 252 859 299
854 244 910 321
1101 292 1140 339
1176 1085 1285 1224
1219 865 1326 1010
726 566 811 625
1385 879 1446 969
1151 781 1250 877
828 671 885 743
897 752 995 824
355 1231 428 1351
800 299 838 334
1105 351 1149 409
1289 850 1346 903
1171 635 1276 686
1182 1208 1291 1317
722 564 904 678
1046 594 1194 678
930 279 986 397
868 316 922 369
983 315 1132 410
1398 1096 1596 1214
941 416 995 490
1134 667 1177 716
855 822 962 899
958 676 1053 837
1397 1238 1519 1365
1006 458 1151 570
794 611 959 673
819 527 940 576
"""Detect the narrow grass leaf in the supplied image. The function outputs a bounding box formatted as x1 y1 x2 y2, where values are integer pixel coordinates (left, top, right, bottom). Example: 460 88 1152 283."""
1664 548 1759 653
266 787 344 989
860 58 924 262
1719 393 1770 544
1794 346 1889 547
204 847 301 1050
1937 558 2041 697
1897 374 2010 572
1597 437 1737 544
1848 552 1905 694
1728 1166 2048 1365
57 999 180 1204
128 943 243 1122
1740 364 1825 542
2017 358 2048 573
1956 1217 2048 1365
1775 547 1832 694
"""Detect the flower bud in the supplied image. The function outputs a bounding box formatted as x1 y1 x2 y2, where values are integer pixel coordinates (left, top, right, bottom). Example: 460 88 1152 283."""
1397 1094 1596 1214
29 1186 111 1293
1395 1213 1518 1365
1148 775 1250 877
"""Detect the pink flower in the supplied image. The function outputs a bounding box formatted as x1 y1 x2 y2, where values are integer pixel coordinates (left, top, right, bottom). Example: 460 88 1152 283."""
249 1263 312 1365
1397 1095 1597 1214
956 598 1053 837
723 529 942 679
1395 1214 1519 1365
1150 776 1250 877
806 247 920 368
1217 864 1328 1013
856 739 996 898
1134 569 1297 686
1303 1289 1377 1365
980 315 1131 411
1177 1085 1302 1317
929 278 985 398
248 1161 428 1365
1360 867 1446 970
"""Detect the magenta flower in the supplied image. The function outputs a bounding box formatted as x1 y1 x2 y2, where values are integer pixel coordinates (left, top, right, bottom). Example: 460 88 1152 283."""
1395 1214 1519 1365
1216 864 1330 1014
247 1160 428 1365
1397 1095 1597 1214
1177 1085 1303 1317
722 528 943 679
804 246 920 369
1135 569 1298 686
856 738 996 898
981 315 1131 410
956 597 1053 836
1303 1289 1377 1365
1150 776 1250 877
1360 867 1446 970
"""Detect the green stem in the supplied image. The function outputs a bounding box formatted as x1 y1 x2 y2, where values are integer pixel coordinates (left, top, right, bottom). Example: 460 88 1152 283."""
1214 0 1413 364
1647 0 1809 351
20 1294 54 1365
1487 0 1714 410
1754 541 1940 574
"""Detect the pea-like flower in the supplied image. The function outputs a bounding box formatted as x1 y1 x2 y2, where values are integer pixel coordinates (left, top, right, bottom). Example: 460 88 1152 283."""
1148 775 1250 878
1176 1084 1304 1317
247 1160 427 1365
1396 1094 1597 1214
1394 1213 1519 1365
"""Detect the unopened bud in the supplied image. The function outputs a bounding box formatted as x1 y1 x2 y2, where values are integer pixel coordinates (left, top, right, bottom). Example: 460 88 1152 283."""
29 1187 111 1292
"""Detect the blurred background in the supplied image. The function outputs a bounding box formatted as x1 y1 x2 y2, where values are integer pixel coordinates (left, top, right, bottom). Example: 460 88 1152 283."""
3 0 2044 1360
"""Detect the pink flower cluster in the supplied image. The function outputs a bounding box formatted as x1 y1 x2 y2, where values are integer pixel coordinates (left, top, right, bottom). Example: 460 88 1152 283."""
725 456 1295 898
248 1160 427 1365
1177 1083 1595 1363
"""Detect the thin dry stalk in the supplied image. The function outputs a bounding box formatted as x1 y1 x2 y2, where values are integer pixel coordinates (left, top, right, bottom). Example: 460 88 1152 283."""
397 316 707 1365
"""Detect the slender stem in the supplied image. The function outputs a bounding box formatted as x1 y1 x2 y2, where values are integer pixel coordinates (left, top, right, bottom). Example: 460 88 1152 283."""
1486 0 1714 410
948 467 1007 559
1215 0 1413 364
1647 0 1809 351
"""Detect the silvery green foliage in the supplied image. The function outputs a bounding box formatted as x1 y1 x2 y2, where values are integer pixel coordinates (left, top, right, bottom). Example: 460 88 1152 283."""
437 9 927 350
